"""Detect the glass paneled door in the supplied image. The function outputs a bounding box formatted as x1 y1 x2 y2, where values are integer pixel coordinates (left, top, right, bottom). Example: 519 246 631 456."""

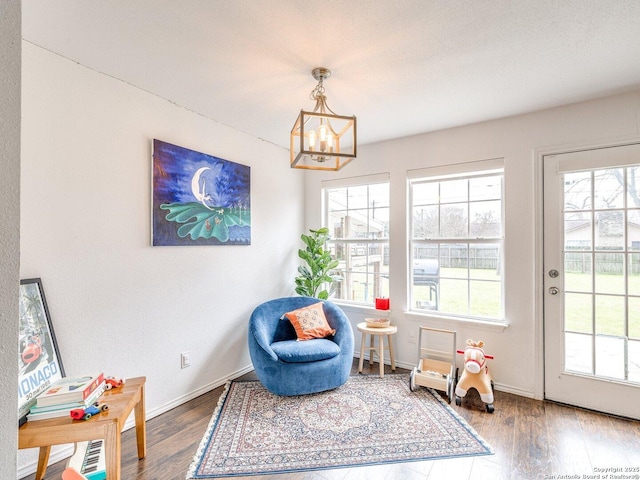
544 143 640 419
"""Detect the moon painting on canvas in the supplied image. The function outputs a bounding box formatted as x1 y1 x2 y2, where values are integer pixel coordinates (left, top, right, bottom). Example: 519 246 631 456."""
152 139 251 246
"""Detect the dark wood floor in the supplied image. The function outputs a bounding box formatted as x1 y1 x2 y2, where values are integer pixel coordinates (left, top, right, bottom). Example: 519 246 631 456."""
23 360 640 480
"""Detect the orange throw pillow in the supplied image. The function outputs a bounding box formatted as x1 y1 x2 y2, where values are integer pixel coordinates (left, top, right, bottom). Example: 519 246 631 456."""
283 302 336 341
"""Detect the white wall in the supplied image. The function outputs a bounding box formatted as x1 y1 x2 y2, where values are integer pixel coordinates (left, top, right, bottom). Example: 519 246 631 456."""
305 89 640 398
0 1 21 477
19 42 303 475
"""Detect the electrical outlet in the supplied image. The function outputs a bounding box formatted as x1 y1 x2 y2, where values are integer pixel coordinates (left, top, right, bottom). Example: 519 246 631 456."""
180 352 191 369
408 334 417 344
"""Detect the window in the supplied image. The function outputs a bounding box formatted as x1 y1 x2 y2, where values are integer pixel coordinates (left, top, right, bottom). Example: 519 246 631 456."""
409 161 504 321
323 175 390 305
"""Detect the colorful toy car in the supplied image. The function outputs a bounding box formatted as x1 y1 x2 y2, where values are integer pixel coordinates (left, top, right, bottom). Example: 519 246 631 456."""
20 334 43 364
70 403 108 420
104 377 125 390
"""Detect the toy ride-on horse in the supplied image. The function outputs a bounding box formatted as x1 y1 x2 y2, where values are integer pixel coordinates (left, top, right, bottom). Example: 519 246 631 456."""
455 339 495 413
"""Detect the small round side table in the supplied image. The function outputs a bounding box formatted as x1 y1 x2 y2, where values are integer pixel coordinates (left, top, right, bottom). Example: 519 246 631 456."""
356 322 397 378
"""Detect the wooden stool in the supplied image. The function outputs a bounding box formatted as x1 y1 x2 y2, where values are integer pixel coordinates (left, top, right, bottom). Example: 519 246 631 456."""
357 322 397 378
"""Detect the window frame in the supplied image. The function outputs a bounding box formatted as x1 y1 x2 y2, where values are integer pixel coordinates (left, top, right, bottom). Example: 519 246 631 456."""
408 160 505 322
322 174 390 307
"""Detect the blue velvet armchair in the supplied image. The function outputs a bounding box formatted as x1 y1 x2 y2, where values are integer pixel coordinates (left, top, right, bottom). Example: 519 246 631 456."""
248 296 354 396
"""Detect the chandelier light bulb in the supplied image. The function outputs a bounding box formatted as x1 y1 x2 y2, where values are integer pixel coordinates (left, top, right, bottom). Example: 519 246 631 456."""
319 124 329 151
319 124 328 141
309 130 316 150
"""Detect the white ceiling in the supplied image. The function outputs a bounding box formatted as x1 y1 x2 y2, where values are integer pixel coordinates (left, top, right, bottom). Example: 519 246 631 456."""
22 0 640 149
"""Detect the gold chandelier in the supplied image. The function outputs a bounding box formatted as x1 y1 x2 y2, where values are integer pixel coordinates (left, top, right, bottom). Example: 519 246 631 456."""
290 67 357 171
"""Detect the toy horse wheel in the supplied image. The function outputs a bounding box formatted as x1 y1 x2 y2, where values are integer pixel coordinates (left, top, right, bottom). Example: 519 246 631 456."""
455 396 461 406
446 367 458 403
409 369 416 392
486 403 494 413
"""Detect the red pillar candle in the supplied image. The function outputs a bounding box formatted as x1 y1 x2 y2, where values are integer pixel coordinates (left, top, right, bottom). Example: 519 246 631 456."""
375 297 390 310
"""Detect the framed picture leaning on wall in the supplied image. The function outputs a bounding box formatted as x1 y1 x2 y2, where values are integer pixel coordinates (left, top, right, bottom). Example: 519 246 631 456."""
18 278 65 424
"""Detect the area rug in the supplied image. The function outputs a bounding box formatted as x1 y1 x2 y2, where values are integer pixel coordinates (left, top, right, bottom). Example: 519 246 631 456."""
186 374 493 479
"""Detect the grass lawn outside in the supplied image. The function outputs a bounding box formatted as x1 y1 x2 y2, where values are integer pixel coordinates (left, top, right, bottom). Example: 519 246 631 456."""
413 267 502 319
565 272 640 338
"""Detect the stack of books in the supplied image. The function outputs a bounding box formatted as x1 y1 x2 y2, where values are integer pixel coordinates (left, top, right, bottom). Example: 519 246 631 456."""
28 373 105 421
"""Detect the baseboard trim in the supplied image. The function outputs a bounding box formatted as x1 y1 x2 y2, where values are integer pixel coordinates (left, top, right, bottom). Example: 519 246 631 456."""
18 445 75 479
132 364 254 430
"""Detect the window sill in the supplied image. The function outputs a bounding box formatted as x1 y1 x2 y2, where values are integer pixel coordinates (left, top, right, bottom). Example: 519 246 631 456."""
333 302 509 332
404 311 509 332
333 302 391 317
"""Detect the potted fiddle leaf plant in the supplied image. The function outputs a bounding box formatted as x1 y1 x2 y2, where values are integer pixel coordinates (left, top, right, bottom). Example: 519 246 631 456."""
295 227 340 300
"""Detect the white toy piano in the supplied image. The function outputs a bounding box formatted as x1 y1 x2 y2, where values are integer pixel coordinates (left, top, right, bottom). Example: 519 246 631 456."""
64 439 106 480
